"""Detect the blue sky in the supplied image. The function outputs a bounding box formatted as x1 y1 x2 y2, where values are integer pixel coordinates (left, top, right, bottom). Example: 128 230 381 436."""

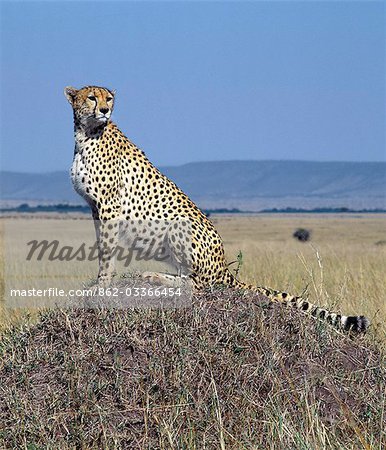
0 1 385 173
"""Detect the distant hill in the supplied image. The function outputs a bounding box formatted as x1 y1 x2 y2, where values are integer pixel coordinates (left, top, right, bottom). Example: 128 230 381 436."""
1 161 385 211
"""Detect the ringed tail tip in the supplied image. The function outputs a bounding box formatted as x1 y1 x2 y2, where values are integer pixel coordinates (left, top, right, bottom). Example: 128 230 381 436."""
342 315 370 333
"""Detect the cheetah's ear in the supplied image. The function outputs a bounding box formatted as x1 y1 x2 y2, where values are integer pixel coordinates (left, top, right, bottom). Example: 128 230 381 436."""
64 86 78 105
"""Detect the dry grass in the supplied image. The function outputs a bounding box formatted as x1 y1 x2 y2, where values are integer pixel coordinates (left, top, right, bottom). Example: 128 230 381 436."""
0 214 385 448
1 213 385 334
213 214 386 338
0 287 384 449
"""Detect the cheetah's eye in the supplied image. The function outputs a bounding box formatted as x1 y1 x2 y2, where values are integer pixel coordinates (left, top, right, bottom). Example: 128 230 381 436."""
88 96 96 101
106 97 113 102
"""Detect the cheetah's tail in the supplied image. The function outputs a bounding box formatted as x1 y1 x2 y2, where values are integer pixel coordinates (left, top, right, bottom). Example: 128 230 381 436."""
221 269 370 333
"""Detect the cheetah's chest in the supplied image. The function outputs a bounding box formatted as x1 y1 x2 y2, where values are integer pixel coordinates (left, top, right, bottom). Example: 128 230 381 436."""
71 151 93 203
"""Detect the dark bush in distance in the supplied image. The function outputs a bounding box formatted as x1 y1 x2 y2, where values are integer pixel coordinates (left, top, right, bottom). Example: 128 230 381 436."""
293 228 311 242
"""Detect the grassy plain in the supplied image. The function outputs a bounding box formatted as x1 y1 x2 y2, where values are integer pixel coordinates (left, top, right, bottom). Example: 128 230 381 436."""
214 214 386 338
0 213 385 449
0 213 385 335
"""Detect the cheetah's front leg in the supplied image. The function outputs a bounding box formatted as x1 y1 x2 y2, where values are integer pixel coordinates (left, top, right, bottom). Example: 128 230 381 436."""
95 201 121 286
96 219 120 286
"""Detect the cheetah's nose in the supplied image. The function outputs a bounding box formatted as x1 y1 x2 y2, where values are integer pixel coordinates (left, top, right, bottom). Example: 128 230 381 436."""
100 108 109 115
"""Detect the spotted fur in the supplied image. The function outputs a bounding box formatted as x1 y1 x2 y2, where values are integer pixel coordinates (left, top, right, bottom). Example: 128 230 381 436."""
65 85 369 333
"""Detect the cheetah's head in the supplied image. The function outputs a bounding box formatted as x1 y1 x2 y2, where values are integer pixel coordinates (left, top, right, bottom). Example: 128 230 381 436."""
64 85 115 130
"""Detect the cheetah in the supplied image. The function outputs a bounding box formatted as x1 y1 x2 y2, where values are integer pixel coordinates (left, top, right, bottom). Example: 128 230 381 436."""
65 85 369 332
